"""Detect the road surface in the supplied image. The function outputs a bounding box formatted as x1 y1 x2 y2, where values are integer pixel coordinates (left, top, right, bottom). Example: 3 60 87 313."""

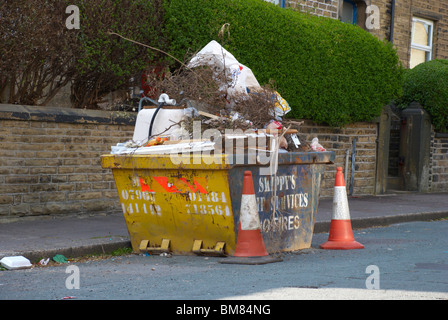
1 220 447 302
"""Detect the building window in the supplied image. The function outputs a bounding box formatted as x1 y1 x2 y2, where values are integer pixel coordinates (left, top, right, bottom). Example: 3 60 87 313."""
409 17 434 69
341 0 357 25
264 0 285 7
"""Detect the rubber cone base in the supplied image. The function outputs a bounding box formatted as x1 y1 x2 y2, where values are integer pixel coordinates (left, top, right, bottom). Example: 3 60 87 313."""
219 224 282 265
233 228 269 257
320 219 364 250
320 240 364 250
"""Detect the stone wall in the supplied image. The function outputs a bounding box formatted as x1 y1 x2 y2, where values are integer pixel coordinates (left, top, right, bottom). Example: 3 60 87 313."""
1 104 446 223
0 104 380 222
283 0 448 69
375 0 448 69
430 132 448 192
0 105 135 223
295 120 378 197
285 0 339 19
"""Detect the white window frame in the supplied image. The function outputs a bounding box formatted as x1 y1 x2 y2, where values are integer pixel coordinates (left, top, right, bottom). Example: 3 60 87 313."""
264 0 285 7
410 17 434 64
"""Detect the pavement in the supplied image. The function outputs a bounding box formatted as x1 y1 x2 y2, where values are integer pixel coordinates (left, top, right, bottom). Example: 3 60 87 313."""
1 192 448 262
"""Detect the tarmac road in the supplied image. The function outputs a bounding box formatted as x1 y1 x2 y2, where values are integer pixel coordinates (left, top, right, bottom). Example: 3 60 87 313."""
1 220 447 301
2 192 448 261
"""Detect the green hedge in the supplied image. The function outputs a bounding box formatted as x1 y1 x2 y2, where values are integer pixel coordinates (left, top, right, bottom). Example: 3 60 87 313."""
163 0 403 127
398 59 448 132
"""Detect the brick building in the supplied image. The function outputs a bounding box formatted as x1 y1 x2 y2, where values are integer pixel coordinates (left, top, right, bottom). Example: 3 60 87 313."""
268 0 448 194
269 0 448 69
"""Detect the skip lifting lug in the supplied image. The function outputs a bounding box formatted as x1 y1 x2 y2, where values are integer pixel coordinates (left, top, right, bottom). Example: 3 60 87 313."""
139 239 171 254
192 240 226 256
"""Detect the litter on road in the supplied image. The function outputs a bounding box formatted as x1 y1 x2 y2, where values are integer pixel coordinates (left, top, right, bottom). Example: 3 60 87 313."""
0 256 32 270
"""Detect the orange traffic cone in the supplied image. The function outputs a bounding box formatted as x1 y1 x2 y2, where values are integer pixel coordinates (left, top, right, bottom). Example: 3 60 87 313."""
221 171 282 265
320 167 364 250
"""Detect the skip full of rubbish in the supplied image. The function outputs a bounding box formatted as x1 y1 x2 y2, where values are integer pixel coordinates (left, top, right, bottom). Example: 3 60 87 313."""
110 40 326 157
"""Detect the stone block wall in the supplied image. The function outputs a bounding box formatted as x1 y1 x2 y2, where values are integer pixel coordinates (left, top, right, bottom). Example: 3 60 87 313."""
0 104 379 222
283 0 448 69
429 132 448 192
285 0 339 19
1 103 446 223
294 120 378 197
0 105 135 223
377 0 448 69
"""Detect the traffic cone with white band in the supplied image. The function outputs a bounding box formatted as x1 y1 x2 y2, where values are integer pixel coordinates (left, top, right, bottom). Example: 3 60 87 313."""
320 167 364 250
221 170 282 264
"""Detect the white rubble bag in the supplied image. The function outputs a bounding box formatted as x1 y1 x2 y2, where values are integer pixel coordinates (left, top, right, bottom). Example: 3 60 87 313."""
0 256 32 270
187 40 261 101
132 108 185 144
187 40 291 118
132 94 186 144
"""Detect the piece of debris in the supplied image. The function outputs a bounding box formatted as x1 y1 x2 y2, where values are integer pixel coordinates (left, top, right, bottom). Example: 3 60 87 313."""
160 252 172 258
310 137 326 152
52 254 68 264
0 256 33 270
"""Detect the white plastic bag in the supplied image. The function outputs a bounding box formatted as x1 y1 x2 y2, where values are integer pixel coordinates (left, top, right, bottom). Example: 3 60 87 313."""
188 40 261 100
188 40 291 118
0 256 32 270
310 137 326 152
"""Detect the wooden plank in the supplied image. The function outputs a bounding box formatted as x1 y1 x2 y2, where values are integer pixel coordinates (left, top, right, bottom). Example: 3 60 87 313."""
198 110 221 120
